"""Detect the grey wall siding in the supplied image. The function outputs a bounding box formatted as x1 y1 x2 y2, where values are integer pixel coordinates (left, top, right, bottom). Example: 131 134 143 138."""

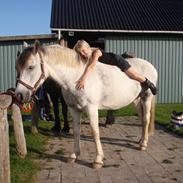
105 35 183 103
1 34 183 103
0 42 22 91
0 35 57 92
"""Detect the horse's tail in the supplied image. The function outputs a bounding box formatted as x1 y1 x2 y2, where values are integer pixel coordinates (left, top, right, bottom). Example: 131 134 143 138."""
148 96 155 135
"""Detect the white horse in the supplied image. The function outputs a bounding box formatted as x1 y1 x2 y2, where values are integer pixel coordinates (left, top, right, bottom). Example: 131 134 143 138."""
15 41 157 169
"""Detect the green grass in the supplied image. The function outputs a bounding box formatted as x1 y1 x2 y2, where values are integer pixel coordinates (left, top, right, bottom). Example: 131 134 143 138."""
99 105 137 117
99 103 183 136
155 103 183 136
9 118 53 183
9 103 183 182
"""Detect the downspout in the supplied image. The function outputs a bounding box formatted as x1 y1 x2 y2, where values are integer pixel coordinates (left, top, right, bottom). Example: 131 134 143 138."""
58 30 61 40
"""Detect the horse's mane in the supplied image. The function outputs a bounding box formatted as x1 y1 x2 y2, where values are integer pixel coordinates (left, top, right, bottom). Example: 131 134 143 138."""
45 45 84 68
16 44 85 71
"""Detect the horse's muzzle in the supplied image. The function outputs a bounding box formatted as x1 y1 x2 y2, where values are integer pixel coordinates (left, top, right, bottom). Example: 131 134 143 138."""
16 92 24 103
15 89 32 103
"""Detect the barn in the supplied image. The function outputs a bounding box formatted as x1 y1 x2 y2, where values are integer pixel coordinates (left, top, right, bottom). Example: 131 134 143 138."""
0 0 183 104
50 0 183 103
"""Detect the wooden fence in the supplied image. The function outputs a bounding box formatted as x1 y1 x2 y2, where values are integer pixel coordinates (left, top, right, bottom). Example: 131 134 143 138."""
0 93 27 183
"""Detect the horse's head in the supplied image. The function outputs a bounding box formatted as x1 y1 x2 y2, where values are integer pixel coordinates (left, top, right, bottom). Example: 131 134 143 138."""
15 40 46 103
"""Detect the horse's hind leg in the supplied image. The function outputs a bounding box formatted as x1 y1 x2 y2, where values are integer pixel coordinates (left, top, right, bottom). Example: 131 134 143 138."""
133 97 143 143
86 105 104 169
68 107 81 163
139 95 154 150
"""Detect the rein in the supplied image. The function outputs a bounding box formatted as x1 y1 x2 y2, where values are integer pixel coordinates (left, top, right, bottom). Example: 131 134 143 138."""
0 90 16 109
16 52 45 97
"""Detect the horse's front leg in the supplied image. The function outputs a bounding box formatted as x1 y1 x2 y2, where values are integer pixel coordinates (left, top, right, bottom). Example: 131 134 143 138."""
68 107 81 163
86 105 104 169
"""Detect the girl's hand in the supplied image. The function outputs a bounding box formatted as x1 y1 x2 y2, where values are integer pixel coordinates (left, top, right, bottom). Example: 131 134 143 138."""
75 78 86 90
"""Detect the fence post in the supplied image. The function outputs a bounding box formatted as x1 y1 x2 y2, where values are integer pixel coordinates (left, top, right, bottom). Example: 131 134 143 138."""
11 104 27 158
0 95 12 183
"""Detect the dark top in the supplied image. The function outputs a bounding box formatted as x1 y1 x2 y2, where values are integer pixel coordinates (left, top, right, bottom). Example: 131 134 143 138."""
97 49 131 72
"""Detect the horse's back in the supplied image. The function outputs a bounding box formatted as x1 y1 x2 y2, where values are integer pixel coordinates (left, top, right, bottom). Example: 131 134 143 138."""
88 58 157 110
127 58 158 84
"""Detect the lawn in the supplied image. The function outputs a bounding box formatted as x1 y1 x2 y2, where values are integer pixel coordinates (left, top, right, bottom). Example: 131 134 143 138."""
155 103 183 135
101 103 183 135
9 118 53 183
9 103 183 183
99 103 183 135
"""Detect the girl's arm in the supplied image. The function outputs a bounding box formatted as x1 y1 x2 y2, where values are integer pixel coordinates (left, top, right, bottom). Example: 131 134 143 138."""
76 49 102 90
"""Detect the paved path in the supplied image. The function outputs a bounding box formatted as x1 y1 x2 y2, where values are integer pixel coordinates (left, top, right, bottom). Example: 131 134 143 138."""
34 116 183 183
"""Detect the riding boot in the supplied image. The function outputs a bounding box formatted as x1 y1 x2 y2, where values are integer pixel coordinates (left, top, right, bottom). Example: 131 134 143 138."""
141 78 158 95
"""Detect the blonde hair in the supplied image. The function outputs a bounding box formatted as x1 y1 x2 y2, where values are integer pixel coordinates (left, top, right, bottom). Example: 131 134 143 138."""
73 40 90 52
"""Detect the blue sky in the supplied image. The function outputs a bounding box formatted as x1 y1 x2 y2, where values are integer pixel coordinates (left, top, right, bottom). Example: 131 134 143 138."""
0 0 52 36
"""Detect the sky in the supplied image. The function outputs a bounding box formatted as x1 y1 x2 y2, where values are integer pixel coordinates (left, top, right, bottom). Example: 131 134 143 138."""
0 0 52 36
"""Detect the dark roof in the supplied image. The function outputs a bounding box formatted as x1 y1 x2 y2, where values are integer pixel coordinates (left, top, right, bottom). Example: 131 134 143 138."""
50 0 183 32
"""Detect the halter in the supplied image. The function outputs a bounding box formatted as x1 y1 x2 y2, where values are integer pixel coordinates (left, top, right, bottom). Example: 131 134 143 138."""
16 52 45 97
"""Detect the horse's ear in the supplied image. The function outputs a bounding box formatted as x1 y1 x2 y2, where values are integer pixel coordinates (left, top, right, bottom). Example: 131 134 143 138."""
17 51 20 57
33 40 41 54
23 41 28 48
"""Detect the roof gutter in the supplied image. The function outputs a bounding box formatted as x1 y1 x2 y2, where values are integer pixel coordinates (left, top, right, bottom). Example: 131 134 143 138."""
0 34 58 42
51 28 183 35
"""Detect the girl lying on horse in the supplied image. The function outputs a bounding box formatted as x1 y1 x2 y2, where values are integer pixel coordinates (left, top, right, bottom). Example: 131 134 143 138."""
74 40 157 95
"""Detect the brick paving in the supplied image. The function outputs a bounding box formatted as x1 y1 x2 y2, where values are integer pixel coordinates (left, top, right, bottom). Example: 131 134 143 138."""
34 116 183 183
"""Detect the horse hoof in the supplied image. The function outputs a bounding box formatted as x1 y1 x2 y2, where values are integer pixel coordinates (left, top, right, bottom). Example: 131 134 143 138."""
105 122 113 126
16 148 26 159
51 126 61 132
62 127 70 133
140 145 147 151
93 162 103 169
68 158 76 164
31 127 38 134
